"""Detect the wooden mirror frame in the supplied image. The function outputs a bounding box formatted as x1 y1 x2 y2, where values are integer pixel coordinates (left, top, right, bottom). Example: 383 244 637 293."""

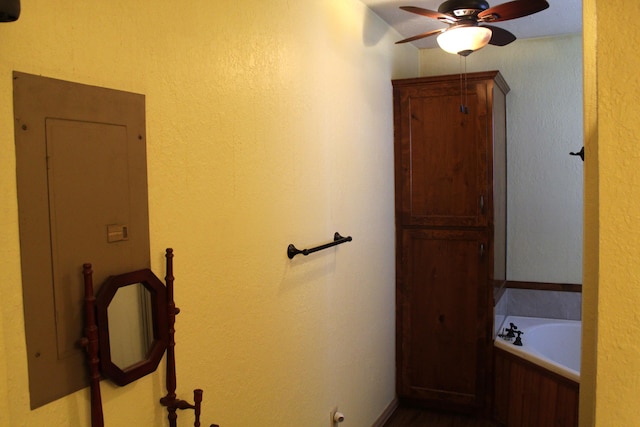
95 268 169 386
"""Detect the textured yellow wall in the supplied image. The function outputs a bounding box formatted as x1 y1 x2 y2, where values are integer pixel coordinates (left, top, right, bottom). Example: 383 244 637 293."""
582 0 640 426
580 0 598 425
0 1 417 425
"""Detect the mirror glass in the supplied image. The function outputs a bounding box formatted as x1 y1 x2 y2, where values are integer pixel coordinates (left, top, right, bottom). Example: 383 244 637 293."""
96 268 168 386
107 282 154 369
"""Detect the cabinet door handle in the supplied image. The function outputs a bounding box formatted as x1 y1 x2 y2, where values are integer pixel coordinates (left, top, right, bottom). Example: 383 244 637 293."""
480 243 485 260
480 195 485 214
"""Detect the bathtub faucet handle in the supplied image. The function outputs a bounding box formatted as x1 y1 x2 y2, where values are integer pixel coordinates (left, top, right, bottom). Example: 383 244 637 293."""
513 330 524 346
505 323 519 339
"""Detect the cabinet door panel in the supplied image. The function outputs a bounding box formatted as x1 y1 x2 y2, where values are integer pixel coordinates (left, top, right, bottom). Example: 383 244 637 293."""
395 81 490 227
398 229 491 408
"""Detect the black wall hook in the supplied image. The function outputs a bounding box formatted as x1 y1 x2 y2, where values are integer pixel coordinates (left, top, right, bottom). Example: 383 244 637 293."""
570 146 584 161
287 232 352 259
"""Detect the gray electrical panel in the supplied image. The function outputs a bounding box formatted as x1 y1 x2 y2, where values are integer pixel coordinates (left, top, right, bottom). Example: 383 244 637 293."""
13 72 150 408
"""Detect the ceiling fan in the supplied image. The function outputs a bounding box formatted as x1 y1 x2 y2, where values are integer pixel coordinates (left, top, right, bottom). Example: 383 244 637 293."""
396 0 550 56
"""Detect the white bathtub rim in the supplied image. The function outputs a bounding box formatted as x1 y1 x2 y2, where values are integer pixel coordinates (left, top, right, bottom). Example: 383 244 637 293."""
495 316 581 383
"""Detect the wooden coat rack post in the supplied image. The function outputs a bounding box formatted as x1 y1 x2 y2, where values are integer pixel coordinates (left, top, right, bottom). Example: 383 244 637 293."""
80 263 104 427
159 248 210 427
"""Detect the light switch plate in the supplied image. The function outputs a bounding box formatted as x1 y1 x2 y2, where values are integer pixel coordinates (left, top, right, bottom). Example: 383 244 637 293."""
107 224 129 242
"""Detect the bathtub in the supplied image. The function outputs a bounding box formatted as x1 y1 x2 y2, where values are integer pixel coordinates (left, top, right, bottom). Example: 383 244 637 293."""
494 316 581 383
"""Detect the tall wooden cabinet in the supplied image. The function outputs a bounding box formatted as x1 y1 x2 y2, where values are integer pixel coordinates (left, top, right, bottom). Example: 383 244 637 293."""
393 71 509 412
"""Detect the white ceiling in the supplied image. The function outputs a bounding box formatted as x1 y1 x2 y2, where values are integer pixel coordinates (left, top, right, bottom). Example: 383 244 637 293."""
360 0 582 49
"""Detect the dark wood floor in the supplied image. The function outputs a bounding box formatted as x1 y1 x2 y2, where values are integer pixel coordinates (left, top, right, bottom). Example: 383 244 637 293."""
382 406 499 427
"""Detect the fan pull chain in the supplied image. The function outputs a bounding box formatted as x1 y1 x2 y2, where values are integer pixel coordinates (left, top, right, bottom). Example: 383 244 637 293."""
459 55 463 113
459 55 468 115
464 56 469 114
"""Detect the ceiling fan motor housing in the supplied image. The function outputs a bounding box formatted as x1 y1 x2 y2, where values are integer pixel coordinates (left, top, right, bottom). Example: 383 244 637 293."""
396 0 549 47
438 0 489 16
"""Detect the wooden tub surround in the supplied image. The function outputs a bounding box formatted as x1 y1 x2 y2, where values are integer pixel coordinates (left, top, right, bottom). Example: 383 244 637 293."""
493 345 579 427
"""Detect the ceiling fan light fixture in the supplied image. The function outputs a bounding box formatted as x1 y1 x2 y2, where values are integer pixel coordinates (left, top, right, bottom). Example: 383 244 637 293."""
437 25 492 56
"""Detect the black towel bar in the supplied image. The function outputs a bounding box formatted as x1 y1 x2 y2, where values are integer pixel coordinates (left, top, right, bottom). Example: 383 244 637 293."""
287 232 352 259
